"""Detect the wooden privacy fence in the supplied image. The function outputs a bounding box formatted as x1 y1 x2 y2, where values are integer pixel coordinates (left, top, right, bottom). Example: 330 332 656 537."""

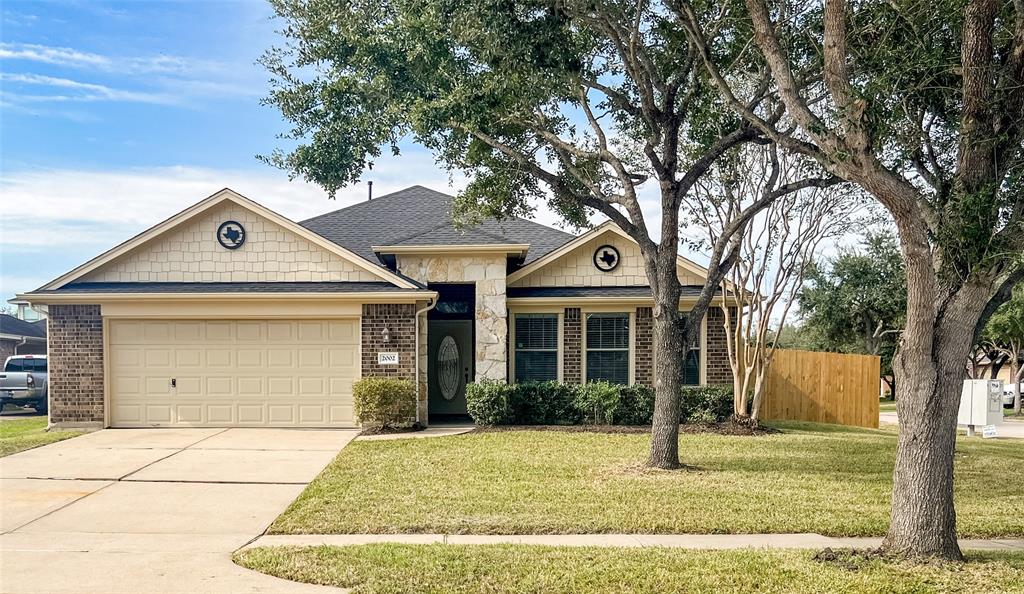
761 349 881 428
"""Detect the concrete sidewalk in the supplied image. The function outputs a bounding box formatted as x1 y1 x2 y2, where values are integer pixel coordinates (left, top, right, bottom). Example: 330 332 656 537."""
246 533 1024 551
880 411 1024 439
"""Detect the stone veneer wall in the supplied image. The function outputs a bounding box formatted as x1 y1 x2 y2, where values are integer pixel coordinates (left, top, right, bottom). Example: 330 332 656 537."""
562 308 582 383
634 307 654 387
396 255 507 382
705 307 736 385
48 305 105 427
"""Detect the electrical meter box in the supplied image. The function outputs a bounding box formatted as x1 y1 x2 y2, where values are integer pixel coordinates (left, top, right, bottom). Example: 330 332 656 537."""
958 379 1004 429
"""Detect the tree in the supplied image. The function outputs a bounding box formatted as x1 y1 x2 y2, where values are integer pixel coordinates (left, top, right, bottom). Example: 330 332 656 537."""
982 286 1024 414
674 0 1024 558
799 233 906 395
261 0 839 469
688 146 861 422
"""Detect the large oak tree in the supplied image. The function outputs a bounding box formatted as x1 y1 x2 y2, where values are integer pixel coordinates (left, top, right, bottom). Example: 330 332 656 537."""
261 0 837 468
673 0 1024 558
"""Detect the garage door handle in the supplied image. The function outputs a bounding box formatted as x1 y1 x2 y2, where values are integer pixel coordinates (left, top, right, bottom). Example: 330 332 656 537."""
170 378 176 388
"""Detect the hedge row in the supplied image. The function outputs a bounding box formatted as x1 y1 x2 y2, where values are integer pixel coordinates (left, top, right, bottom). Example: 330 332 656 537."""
466 380 732 426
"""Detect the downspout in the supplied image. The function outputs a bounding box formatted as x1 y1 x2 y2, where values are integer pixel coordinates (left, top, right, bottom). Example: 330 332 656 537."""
414 297 437 426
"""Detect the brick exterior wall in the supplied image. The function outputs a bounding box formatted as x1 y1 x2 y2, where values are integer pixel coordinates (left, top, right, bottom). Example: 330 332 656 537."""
562 307 582 383
361 304 417 381
48 304 104 426
634 307 654 387
0 339 15 363
705 307 736 385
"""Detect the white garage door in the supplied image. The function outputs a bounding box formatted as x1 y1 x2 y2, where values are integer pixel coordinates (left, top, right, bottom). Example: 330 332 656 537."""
108 319 359 427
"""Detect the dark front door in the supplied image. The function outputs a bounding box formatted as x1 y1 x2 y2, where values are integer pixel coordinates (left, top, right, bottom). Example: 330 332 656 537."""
428 319 473 415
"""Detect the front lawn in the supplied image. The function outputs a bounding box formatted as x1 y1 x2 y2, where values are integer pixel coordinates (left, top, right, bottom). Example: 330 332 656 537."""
271 422 1024 537
0 417 82 457
235 545 1024 594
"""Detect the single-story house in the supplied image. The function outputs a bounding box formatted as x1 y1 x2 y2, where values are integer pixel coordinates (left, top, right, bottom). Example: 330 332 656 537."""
0 314 47 361
18 186 732 429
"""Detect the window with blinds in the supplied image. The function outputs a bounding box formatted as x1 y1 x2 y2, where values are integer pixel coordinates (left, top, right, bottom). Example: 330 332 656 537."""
514 313 558 382
586 313 629 385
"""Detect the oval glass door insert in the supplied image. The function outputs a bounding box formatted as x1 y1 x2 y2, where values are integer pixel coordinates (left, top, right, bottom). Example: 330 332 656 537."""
437 335 460 400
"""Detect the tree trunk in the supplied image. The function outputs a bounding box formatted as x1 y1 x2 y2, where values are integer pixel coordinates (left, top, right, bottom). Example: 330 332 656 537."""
648 296 684 469
882 275 988 560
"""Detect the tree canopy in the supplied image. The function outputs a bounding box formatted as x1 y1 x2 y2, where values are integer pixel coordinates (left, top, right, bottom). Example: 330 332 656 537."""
799 233 906 378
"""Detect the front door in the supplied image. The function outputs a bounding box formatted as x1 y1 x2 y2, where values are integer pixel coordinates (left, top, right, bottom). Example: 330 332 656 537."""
428 319 473 416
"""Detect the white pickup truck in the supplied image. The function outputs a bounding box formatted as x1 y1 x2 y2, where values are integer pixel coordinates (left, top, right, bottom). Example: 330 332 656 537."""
0 355 48 413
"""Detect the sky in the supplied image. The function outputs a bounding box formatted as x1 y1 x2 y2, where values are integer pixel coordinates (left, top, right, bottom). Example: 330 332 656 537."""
0 0 502 303
0 0 849 310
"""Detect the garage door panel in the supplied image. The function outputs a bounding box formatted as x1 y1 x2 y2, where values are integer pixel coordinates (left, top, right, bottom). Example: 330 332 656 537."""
206 349 233 368
207 405 233 424
267 349 293 367
109 318 359 427
176 405 203 423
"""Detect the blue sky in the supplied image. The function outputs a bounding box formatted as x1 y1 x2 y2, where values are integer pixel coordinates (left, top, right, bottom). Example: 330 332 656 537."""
0 0 489 302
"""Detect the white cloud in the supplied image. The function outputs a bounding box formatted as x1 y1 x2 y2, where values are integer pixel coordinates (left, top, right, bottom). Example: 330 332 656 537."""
0 42 210 75
0 72 180 105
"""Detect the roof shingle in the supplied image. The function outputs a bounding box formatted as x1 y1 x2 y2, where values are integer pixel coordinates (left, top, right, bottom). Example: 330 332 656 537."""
300 185 575 265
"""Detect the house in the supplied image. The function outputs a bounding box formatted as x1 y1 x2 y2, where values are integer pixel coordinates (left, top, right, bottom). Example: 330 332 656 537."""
0 314 47 361
18 186 732 429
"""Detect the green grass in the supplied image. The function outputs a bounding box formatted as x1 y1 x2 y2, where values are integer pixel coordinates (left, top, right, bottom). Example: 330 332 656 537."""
271 422 1024 537
235 545 1024 594
0 417 82 457
879 400 896 412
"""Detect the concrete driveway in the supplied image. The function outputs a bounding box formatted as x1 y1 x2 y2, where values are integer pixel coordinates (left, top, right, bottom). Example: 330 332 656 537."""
1 427 357 593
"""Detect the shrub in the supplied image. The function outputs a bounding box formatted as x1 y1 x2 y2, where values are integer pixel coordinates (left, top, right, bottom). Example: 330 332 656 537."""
679 385 733 423
465 381 733 427
353 377 417 429
616 384 656 425
465 380 516 425
509 381 582 425
575 381 622 424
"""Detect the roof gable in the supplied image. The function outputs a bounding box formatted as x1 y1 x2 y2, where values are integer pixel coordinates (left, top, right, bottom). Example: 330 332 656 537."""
508 222 710 288
40 189 418 290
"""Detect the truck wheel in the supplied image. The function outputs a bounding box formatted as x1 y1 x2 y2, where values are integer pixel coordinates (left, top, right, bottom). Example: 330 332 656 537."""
34 400 48 414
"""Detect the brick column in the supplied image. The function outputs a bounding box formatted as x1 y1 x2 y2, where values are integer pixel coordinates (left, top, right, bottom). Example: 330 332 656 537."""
562 307 582 384
361 304 417 380
48 304 104 428
705 307 736 385
634 307 654 387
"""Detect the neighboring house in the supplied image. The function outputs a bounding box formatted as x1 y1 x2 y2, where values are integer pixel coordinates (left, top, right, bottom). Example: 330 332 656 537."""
19 186 731 429
0 314 47 361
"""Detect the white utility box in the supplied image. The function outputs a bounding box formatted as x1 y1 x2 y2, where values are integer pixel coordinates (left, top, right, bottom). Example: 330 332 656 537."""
958 379 1003 436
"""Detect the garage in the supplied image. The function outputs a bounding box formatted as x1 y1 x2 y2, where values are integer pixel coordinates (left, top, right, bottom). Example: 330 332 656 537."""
108 318 359 427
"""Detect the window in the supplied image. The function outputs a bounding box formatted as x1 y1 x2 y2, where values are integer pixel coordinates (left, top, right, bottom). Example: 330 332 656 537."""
586 313 629 385
683 343 700 385
4 357 47 373
514 314 558 382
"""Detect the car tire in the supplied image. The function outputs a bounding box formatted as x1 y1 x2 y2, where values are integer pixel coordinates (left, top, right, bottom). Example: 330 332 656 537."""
34 400 48 414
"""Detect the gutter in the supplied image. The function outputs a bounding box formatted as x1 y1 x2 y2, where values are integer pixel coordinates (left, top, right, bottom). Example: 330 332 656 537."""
414 297 438 426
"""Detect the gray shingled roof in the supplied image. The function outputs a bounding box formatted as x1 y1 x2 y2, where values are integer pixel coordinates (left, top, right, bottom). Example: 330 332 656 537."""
300 185 575 265
0 314 46 338
35 282 425 294
507 286 715 299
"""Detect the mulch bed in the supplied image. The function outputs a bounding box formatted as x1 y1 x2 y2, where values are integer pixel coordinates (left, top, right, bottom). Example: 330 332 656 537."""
359 425 427 436
473 422 779 436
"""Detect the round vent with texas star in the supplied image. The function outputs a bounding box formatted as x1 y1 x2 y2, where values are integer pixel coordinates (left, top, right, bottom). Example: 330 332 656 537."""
593 244 620 272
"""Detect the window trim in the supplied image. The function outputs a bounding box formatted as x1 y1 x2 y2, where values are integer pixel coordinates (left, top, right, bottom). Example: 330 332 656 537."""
582 310 633 385
509 310 563 383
